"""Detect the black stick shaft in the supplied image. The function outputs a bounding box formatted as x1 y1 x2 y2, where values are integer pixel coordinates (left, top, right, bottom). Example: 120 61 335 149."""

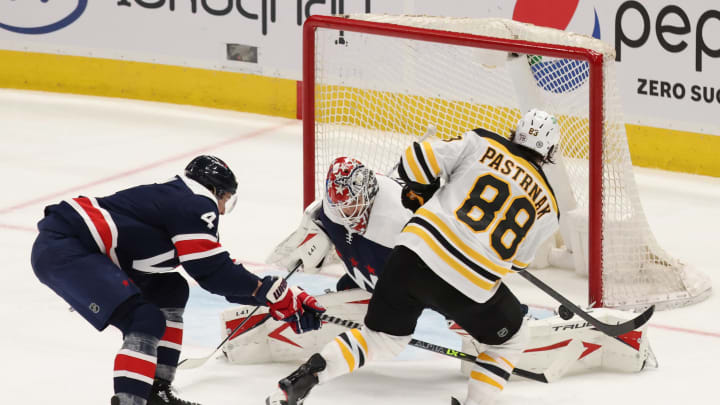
320 314 548 383
517 270 654 338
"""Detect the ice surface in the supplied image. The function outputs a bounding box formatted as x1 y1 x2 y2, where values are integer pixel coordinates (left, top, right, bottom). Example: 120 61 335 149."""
1 89 717 404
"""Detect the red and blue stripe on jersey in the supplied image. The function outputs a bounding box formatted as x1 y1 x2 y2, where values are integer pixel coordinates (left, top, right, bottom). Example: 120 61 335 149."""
48 175 260 299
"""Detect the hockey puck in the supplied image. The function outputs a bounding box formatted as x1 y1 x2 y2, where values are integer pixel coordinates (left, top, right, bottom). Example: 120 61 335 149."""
558 305 574 320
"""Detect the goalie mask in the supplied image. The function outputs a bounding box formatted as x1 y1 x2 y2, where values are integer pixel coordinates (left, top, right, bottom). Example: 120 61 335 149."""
513 109 561 162
325 157 379 235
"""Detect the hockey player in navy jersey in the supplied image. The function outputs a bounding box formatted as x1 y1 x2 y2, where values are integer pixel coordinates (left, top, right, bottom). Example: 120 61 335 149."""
30 155 326 405
266 109 562 405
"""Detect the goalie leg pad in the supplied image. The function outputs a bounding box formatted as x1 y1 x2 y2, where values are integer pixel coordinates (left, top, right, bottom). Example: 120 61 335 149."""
460 308 657 381
222 289 372 364
317 326 411 384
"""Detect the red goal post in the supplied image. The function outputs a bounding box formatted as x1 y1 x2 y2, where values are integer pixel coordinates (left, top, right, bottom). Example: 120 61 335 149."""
301 14 711 310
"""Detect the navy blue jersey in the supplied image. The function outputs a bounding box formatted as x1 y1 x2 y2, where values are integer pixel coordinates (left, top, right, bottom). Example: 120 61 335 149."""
41 174 259 301
318 175 412 292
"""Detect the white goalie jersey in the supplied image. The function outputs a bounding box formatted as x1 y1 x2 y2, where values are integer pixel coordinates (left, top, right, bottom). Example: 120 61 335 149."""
397 128 560 303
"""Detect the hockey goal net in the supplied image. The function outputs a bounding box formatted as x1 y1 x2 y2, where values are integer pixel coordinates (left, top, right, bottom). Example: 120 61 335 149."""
301 14 711 310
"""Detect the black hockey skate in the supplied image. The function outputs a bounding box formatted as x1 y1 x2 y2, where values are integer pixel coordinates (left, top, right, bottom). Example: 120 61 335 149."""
147 379 200 405
266 353 327 405
450 397 462 405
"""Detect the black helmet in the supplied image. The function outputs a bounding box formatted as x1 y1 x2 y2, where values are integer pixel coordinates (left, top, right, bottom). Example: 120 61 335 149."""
185 155 238 198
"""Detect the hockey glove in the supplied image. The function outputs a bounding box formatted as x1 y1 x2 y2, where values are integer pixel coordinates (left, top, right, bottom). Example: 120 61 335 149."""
266 200 332 274
256 276 326 333
401 178 440 213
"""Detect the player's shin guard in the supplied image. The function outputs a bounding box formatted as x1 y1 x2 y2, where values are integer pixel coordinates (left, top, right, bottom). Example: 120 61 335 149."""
317 329 369 382
113 332 159 404
110 297 167 404
464 320 528 405
316 327 410 383
155 308 184 383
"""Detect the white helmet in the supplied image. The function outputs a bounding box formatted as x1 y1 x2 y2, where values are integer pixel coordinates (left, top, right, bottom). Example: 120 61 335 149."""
513 109 560 160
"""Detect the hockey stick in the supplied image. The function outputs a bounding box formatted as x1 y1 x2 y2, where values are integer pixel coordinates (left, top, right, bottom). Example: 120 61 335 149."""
177 260 304 370
517 270 655 338
320 314 549 383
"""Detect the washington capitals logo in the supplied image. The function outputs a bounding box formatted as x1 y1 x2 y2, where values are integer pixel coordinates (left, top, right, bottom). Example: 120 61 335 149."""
332 168 359 198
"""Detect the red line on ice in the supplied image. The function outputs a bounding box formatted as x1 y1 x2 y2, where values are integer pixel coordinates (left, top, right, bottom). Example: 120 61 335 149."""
0 122 294 215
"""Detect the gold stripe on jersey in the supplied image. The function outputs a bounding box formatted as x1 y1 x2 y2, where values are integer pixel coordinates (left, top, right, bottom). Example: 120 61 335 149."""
499 356 515 369
403 141 441 185
421 141 441 177
407 217 502 282
481 137 558 214
403 224 496 291
512 259 529 268
404 146 429 184
470 371 505 391
416 208 511 277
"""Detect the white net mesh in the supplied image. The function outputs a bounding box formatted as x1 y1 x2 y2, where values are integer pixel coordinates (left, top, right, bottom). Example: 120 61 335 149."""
308 15 711 309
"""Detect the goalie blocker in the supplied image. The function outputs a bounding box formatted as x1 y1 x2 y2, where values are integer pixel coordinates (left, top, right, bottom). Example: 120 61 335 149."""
220 289 656 381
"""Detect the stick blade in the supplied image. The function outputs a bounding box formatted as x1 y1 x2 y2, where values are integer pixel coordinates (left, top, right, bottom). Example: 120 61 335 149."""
512 368 549 383
596 304 655 337
177 355 212 370
628 304 655 329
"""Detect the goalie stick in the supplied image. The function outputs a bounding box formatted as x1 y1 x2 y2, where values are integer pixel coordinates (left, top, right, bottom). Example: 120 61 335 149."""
320 314 549 383
177 260 304 370
517 270 655 338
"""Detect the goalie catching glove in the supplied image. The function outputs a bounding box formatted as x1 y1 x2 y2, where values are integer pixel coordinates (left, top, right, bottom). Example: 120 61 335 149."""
266 200 333 274
255 276 326 334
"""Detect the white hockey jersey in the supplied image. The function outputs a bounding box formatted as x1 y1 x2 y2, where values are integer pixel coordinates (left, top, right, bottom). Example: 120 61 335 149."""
396 128 560 303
